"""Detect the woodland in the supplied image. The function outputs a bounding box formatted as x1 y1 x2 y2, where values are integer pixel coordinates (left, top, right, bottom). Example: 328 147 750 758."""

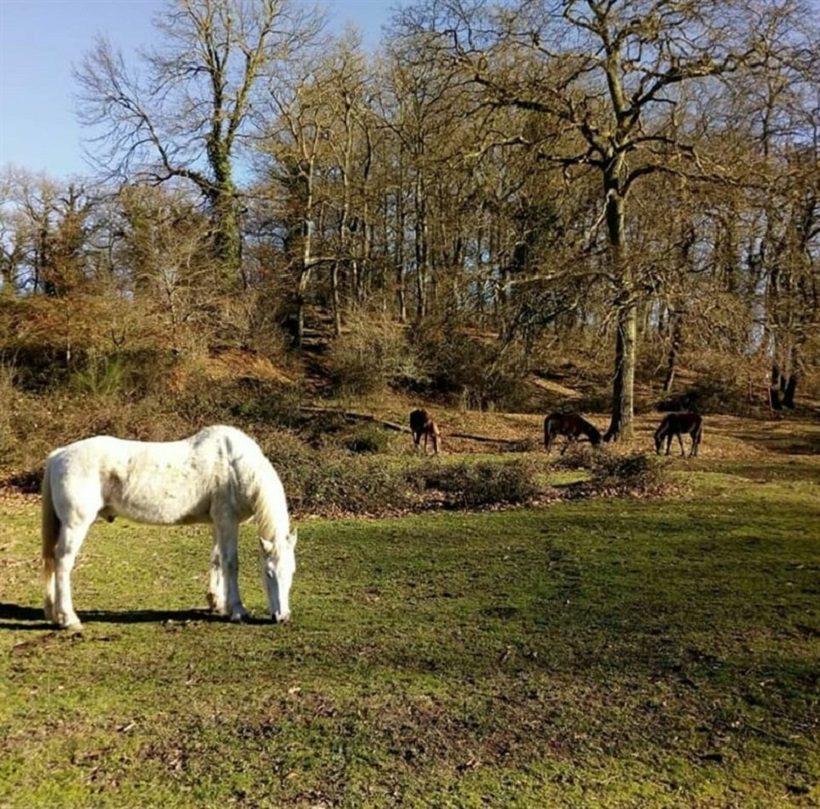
0 0 818 474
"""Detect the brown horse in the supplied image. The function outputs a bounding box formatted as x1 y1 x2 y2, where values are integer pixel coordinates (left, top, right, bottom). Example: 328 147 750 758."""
654 412 702 457
410 409 441 454
544 413 602 454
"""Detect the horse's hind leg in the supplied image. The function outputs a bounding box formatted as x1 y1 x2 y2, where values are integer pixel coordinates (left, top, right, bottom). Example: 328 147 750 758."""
43 561 56 623
53 520 93 629
678 433 686 457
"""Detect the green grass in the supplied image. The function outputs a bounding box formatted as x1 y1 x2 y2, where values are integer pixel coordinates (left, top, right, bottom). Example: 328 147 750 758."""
0 466 818 807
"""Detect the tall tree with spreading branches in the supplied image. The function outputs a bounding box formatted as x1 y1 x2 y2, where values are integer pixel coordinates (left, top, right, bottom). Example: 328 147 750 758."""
394 0 796 437
76 0 320 286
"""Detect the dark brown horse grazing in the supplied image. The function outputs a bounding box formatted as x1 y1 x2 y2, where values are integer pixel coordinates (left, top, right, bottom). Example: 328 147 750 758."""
410 409 441 454
544 413 602 454
654 412 703 457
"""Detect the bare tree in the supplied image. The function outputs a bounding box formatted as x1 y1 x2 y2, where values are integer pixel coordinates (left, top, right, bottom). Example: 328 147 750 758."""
76 0 320 285
394 0 790 436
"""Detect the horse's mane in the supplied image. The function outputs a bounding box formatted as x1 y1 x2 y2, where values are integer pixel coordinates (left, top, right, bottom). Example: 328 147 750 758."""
223 430 289 542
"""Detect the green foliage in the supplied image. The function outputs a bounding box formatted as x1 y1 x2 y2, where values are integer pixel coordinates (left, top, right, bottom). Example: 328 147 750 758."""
343 426 390 454
70 355 129 396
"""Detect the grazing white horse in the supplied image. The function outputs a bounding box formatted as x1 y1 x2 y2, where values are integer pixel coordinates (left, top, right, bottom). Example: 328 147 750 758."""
41 425 297 630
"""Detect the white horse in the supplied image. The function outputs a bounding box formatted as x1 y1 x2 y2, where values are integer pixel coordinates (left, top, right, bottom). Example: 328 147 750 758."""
41 425 297 630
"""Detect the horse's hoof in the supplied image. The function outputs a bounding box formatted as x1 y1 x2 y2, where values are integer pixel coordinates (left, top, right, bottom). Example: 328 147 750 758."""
229 609 249 623
57 618 83 632
273 612 290 624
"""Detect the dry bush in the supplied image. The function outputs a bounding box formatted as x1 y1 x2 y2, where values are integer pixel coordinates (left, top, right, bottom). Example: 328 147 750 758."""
567 451 669 498
327 315 425 396
413 319 533 410
409 459 541 508
207 289 292 360
659 349 766 416
260 431 410 516
0 365 17 464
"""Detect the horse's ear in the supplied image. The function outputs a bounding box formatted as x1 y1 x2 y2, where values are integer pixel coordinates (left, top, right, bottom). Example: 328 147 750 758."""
259 537 274 555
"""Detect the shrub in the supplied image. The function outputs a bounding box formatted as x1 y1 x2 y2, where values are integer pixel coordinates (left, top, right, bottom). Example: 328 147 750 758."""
327 316 426 396
410 459 541 508
574 451 668 497
550 443 600 470
0 365 16 468
261 432 409 516
412 319 532 411
658 378 727 415
70 355 129 396
343 426 390 454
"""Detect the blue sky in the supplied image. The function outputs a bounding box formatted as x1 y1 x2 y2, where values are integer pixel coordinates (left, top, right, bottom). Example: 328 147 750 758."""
0 0 392 179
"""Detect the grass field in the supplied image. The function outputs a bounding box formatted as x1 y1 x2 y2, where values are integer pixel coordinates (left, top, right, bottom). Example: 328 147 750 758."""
1 454 818 807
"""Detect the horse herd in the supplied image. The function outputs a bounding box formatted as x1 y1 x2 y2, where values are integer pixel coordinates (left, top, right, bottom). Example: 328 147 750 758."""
38 411 702 630
411 407 703 458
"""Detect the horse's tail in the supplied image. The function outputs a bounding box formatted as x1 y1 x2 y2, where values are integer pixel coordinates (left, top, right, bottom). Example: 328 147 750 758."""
41 459 60 584
654 417 669 452
693 415 703 444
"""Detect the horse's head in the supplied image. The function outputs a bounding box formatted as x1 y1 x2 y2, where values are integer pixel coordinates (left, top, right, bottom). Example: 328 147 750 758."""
653 428 664 454
259 530 297 623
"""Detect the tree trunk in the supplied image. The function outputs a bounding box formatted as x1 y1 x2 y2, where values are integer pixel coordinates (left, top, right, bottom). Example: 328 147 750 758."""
769 364 784 410
396 194 407 322
607 298 637 440
603 187 635 441
782 372 798 408
212 188 241 279
331 261 342 337
414 170 428 321
663 313 682 393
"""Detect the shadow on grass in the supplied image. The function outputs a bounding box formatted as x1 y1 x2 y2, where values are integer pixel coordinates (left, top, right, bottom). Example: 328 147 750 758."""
0 602 272 630
730 429 820 457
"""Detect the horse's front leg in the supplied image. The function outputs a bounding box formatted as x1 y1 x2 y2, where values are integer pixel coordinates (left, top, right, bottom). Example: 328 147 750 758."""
215 519 248 623
206 540 225 614
53 521 92 629
665 435 673 455
678 433 686 457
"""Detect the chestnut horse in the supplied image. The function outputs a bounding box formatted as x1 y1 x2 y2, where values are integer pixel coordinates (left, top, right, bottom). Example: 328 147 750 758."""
654 412 703 457
410 409 441 454
544 413 602 454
